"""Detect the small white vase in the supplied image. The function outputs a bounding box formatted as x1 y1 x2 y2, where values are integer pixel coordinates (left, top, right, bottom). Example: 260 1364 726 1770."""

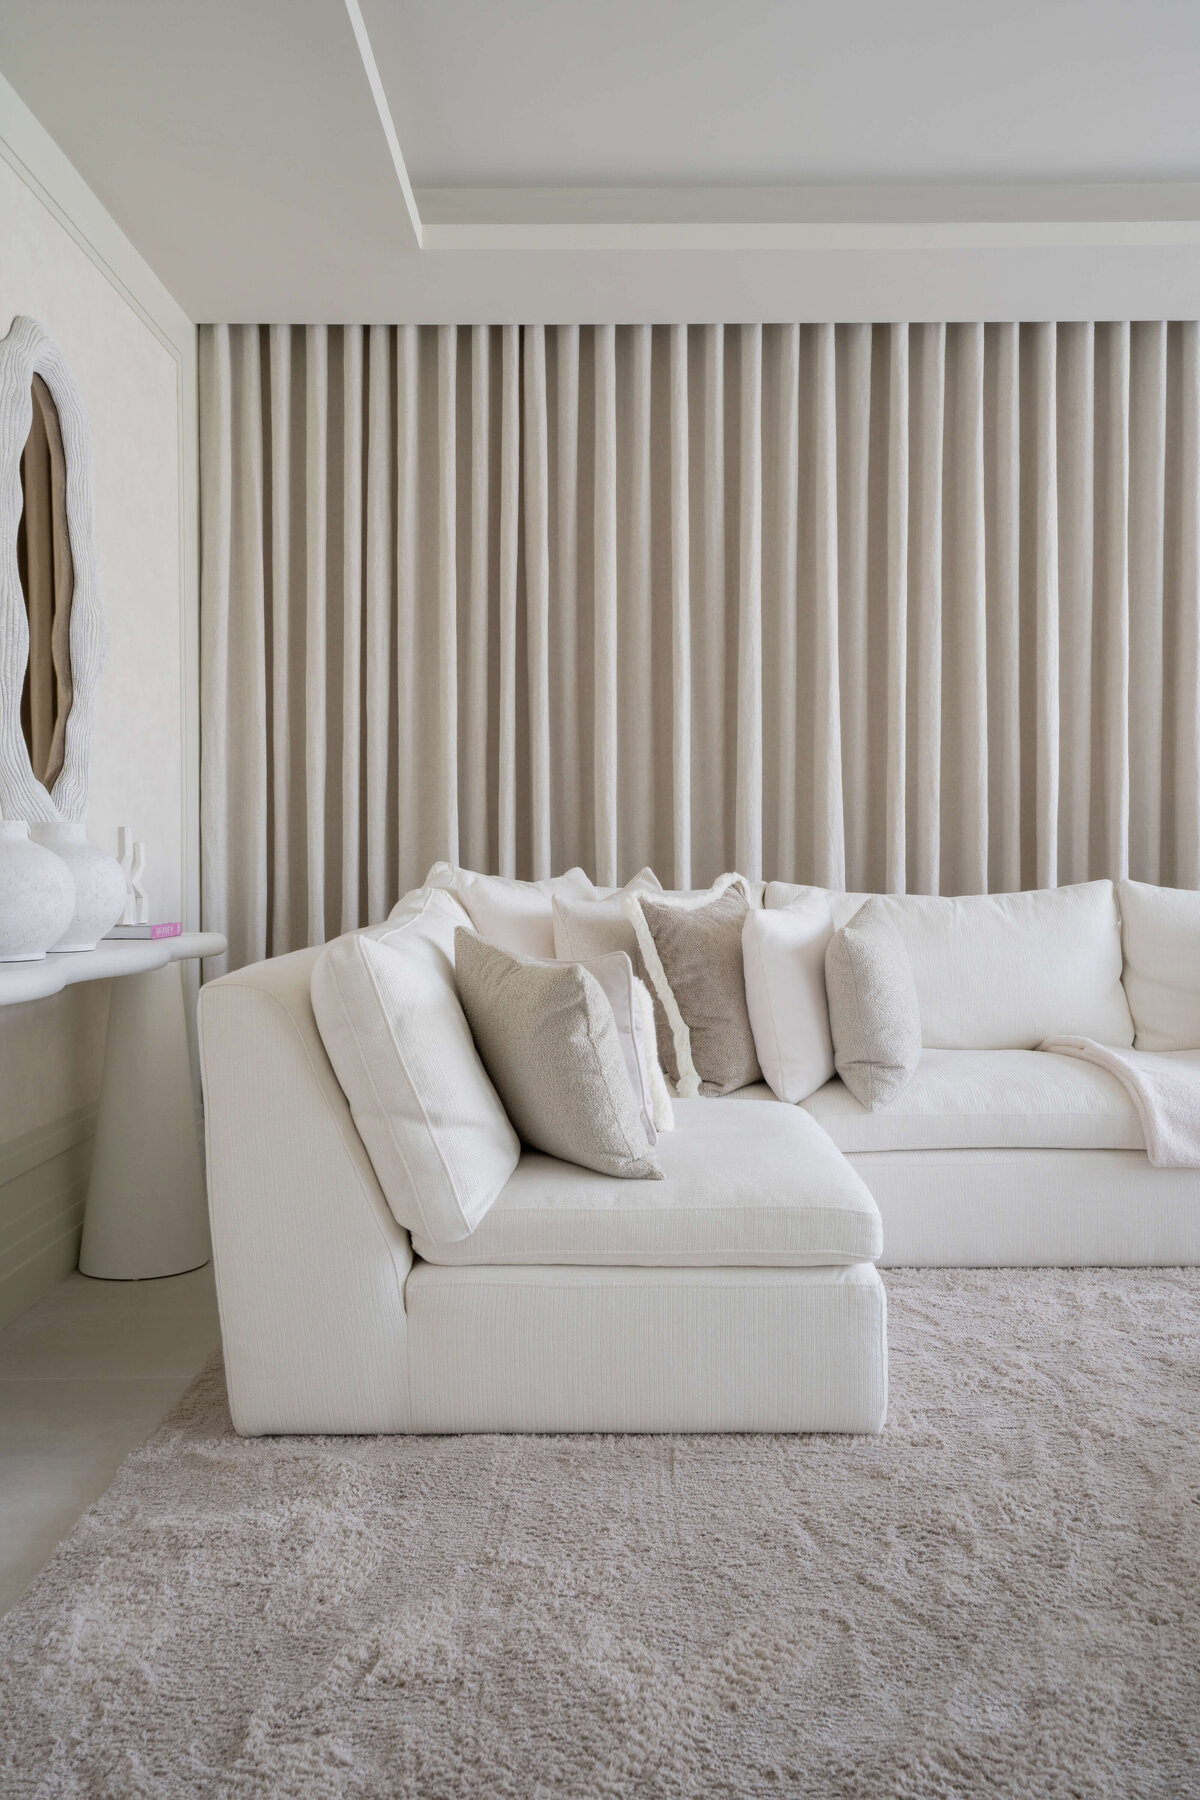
0 821 78 961
30 822 126 952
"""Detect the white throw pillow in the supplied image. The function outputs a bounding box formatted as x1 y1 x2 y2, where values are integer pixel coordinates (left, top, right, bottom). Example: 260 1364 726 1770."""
1118 879 1200 1050
742 895 836 1103
311 889 520 1245
769 879 1132 1050
453 866 596 958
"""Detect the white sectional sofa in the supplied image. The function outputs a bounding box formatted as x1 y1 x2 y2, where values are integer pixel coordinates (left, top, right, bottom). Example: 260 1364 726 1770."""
197 869 1200 1437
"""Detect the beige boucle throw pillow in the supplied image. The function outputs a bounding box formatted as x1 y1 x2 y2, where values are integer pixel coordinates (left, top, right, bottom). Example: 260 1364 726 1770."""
454 930 663 1181
635 888 762 1098
825 898 921 1109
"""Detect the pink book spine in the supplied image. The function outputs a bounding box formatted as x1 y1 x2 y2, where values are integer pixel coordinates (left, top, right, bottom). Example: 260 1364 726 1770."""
150 921 182 940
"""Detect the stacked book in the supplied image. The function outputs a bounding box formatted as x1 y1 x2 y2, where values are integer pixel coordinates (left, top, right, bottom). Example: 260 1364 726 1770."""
105 922 183 941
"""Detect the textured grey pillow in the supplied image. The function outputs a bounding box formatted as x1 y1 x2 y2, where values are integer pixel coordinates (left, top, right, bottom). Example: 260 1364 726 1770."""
636 888 762 1097
454 931 663 1180
825 899 921 1109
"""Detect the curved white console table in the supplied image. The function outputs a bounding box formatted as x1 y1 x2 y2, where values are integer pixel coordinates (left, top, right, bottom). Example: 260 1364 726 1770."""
0 932 225 1280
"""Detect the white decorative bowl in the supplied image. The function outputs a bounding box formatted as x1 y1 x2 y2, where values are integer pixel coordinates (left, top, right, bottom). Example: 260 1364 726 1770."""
30 822 126 952
0 820 77 961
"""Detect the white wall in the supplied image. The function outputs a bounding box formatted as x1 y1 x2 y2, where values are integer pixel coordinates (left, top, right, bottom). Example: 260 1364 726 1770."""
0 76 197 1323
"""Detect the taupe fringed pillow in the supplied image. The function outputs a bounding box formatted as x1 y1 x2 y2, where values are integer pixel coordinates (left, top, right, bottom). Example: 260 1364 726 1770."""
632 885 762 1098
454 931 663 1181
825 899 921 1109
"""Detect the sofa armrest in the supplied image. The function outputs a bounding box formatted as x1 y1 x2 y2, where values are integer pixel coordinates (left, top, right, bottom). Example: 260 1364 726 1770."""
198 948 413 1434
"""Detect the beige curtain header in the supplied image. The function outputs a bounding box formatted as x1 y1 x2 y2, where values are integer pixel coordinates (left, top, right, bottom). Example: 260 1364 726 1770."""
200 321 1200 973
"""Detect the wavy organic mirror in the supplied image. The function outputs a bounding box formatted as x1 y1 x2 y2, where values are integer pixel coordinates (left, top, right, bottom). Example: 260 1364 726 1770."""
0 314 107 825
17 373 74 791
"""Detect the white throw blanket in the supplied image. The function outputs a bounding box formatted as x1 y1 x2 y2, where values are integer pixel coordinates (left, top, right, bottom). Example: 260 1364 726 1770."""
1041 1037 1200 1169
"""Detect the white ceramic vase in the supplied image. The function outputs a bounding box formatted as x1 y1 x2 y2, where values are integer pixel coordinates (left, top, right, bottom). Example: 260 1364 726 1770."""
30 822 126 952
0 820 78 961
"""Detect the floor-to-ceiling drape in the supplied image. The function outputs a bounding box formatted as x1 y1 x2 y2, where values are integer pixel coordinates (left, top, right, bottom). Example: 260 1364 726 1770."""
200 321 1200 973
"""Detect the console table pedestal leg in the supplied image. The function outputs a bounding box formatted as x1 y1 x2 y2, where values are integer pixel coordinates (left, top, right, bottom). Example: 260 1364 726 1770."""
79 962 211 1280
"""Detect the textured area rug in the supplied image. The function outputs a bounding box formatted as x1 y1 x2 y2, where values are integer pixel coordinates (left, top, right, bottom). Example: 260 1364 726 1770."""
2 1270 1199 1799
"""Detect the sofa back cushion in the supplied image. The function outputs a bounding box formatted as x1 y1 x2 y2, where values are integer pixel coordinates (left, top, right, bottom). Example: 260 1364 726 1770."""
409 866 669 962
311 890 520 1245
769 879 1132 1049
406 863 599 958
1118 879 1200 1050
880 882 1132 1048
767 882 870 927
452 867 597 958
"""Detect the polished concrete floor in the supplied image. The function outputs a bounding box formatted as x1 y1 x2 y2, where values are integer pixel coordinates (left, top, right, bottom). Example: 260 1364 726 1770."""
0 1262 220 1618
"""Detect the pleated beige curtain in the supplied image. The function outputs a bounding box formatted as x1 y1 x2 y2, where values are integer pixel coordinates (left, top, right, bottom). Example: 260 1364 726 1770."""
200 321 1200 974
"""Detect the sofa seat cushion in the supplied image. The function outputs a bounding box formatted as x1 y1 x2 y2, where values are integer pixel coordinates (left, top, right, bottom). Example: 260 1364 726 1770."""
411 1098 882 1267
794 1049 1145 1153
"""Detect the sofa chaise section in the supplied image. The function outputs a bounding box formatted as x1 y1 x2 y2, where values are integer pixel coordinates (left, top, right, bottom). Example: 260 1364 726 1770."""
750 880 1200 1267
727 1054 1200 1266
839 1145 1200 1267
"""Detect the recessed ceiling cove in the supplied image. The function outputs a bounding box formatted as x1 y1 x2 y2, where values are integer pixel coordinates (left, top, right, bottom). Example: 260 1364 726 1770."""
2 0 1200 321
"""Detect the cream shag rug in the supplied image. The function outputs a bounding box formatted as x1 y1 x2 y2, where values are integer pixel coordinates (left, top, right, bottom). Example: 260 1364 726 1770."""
2 1269 1199 1799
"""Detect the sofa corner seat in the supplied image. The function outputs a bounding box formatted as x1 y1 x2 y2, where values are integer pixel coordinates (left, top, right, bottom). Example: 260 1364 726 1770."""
199 948 887 1436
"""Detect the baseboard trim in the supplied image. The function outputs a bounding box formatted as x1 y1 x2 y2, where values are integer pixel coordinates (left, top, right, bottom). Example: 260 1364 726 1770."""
0 1105 97 1330
0 1103 97 1188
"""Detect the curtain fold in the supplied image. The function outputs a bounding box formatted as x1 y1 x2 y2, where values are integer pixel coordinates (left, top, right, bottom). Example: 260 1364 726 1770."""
201 322 1200 973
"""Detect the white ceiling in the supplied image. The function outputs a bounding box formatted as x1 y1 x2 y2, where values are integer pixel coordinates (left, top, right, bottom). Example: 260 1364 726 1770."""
374 0 1200 188
2 0 1200 321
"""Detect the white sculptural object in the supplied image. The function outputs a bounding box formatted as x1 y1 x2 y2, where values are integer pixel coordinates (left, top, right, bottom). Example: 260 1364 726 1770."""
117 824 133 910
117 826 150 927
129 839 148 926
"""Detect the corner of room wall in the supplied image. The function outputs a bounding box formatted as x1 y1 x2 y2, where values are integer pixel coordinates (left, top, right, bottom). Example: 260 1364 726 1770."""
0 68 199 1325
